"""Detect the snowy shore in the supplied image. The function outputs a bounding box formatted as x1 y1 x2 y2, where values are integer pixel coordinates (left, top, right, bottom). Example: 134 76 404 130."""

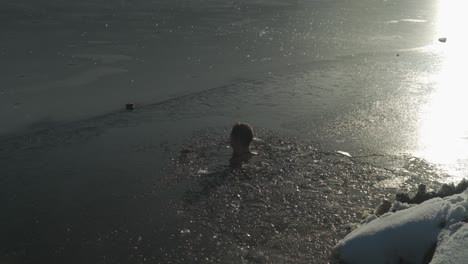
333 183 468 264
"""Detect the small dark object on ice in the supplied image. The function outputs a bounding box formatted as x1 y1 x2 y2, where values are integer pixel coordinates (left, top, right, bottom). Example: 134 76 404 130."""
396 193 411 203
395 180 468 205
126 103 135 111
412 184 436 204
395 185 436 204
374 200 392 216
181 148 191 154
439 37 447 43
396 53 399 57
437 178 468 197
454 178 468 193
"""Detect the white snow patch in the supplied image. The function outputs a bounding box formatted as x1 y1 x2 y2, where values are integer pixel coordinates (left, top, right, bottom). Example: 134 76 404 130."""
431 223 468 264
333 191 468 264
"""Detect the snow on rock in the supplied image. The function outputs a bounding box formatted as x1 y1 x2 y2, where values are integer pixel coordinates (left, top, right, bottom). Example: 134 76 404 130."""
333 191 468 264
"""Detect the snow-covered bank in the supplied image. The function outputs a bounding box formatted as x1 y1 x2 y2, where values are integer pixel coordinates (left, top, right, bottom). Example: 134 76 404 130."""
333 189 468 264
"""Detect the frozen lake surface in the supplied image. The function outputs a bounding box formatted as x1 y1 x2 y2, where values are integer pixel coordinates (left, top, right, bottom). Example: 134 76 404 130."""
1 0 438 134
1 0 468 262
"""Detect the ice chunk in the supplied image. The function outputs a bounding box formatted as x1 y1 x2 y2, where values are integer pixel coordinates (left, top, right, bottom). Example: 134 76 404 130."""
180 229 191 235
336 150 352 158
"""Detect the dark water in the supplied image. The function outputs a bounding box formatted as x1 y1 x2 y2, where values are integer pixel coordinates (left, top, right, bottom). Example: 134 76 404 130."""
1 0 467 263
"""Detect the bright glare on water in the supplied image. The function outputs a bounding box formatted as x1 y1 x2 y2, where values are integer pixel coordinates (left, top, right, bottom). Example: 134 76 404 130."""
417 0 468 179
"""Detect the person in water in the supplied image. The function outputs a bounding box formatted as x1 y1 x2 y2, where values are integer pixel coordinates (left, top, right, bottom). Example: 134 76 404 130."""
229 123 255 166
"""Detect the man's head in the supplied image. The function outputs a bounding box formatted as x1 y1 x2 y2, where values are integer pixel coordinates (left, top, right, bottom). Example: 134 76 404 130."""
230 123 253 152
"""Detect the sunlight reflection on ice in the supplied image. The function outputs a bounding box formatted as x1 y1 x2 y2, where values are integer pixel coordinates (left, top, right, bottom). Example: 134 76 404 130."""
417 0 468 180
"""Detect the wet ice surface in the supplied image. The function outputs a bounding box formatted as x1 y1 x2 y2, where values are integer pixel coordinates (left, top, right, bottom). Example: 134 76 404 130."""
0 46 462 262
161 129 447 263
0 0 438 134
3 0 466 177
0 46 459 261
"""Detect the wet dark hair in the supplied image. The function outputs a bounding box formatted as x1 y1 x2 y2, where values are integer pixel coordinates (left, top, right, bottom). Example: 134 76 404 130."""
230 123 253 147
